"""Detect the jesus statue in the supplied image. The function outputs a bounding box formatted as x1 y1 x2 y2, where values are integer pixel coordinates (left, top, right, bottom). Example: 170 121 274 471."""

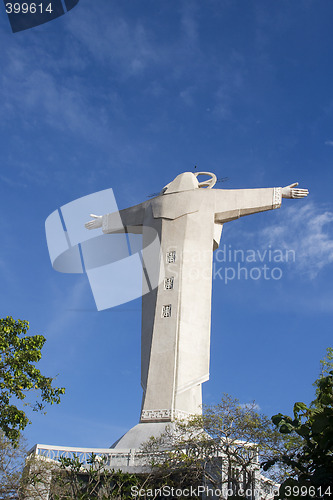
85 172 308 442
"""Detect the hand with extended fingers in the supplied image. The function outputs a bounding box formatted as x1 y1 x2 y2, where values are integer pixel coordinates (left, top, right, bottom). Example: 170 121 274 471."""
282 182 309 199
85 214 103 230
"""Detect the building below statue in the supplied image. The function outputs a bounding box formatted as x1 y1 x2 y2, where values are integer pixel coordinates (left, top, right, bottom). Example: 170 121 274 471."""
24 440 279 500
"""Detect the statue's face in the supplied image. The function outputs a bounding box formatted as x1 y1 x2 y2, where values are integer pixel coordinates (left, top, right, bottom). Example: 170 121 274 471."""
162 172 199 195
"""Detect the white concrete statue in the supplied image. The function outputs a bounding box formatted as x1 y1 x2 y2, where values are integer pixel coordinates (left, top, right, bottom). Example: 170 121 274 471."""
85 172 308 443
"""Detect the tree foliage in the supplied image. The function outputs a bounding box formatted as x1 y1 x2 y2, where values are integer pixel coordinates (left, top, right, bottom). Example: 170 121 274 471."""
53 455 144 500
20 395 291 499
0 316 65 444
263 348 333 499
141 394 293 497
22 453 151 500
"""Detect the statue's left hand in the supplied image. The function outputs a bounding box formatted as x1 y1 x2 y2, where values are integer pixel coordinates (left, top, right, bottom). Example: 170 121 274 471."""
282 182 309 199
85 214 103 230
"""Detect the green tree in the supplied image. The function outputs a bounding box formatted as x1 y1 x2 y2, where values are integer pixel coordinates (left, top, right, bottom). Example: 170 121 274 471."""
0 316 65 445
52 455 146 500
141 394 293 497
22 453 151 500
314 347 333 396
20 396 295 499
263 348 333 499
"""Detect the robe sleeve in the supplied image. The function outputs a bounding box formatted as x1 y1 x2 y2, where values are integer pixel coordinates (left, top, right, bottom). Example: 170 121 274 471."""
214 187 282 224
102 201 147 234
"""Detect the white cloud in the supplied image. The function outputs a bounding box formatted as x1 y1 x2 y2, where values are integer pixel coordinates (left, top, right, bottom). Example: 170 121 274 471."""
1 62 113 146
45 278 90 339
259 202 333 279
325 140 333 146
179 86 195 106
65 5 160 78
0 0 250 151
180 2 199 45
0 174 27 188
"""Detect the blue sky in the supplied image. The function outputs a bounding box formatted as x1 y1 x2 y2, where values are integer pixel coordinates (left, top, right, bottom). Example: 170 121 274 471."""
0 0 333 450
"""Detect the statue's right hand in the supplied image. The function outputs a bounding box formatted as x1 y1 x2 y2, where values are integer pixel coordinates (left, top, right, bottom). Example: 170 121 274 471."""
282 182 309 199
84 214 103 230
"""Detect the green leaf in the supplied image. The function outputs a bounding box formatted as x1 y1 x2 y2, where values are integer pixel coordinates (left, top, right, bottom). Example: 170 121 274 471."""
272 413 284 426
293 401 308 417
279 423 294 434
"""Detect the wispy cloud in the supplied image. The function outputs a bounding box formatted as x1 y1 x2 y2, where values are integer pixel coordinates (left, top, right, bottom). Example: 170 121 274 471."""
325 140 333 146
259 202 333 279
0 0 250 153
0 173 27 188
1 64 113 146
45 278 90 340
65 4 160 78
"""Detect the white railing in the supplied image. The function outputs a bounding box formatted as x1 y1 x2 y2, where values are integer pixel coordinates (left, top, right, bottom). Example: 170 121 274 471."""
28 444 146 468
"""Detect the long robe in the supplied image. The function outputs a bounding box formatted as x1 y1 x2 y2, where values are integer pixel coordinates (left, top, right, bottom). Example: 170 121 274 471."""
101 186 282 422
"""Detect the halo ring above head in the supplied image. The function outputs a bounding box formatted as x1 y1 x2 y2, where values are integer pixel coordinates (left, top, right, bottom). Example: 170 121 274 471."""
194 171 217 189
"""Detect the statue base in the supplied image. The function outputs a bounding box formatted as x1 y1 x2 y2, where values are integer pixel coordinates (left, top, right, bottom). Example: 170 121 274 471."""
111 421 175 449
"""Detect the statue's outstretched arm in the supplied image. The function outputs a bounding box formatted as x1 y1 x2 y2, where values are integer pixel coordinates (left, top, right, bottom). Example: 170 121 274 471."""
85 202 147 234
214 182 309 224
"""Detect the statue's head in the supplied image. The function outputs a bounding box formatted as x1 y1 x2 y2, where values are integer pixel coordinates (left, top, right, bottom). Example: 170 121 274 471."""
162 172 217 194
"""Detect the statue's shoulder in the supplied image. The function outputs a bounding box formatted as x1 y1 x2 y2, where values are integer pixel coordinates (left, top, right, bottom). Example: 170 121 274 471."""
150 190 209 220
